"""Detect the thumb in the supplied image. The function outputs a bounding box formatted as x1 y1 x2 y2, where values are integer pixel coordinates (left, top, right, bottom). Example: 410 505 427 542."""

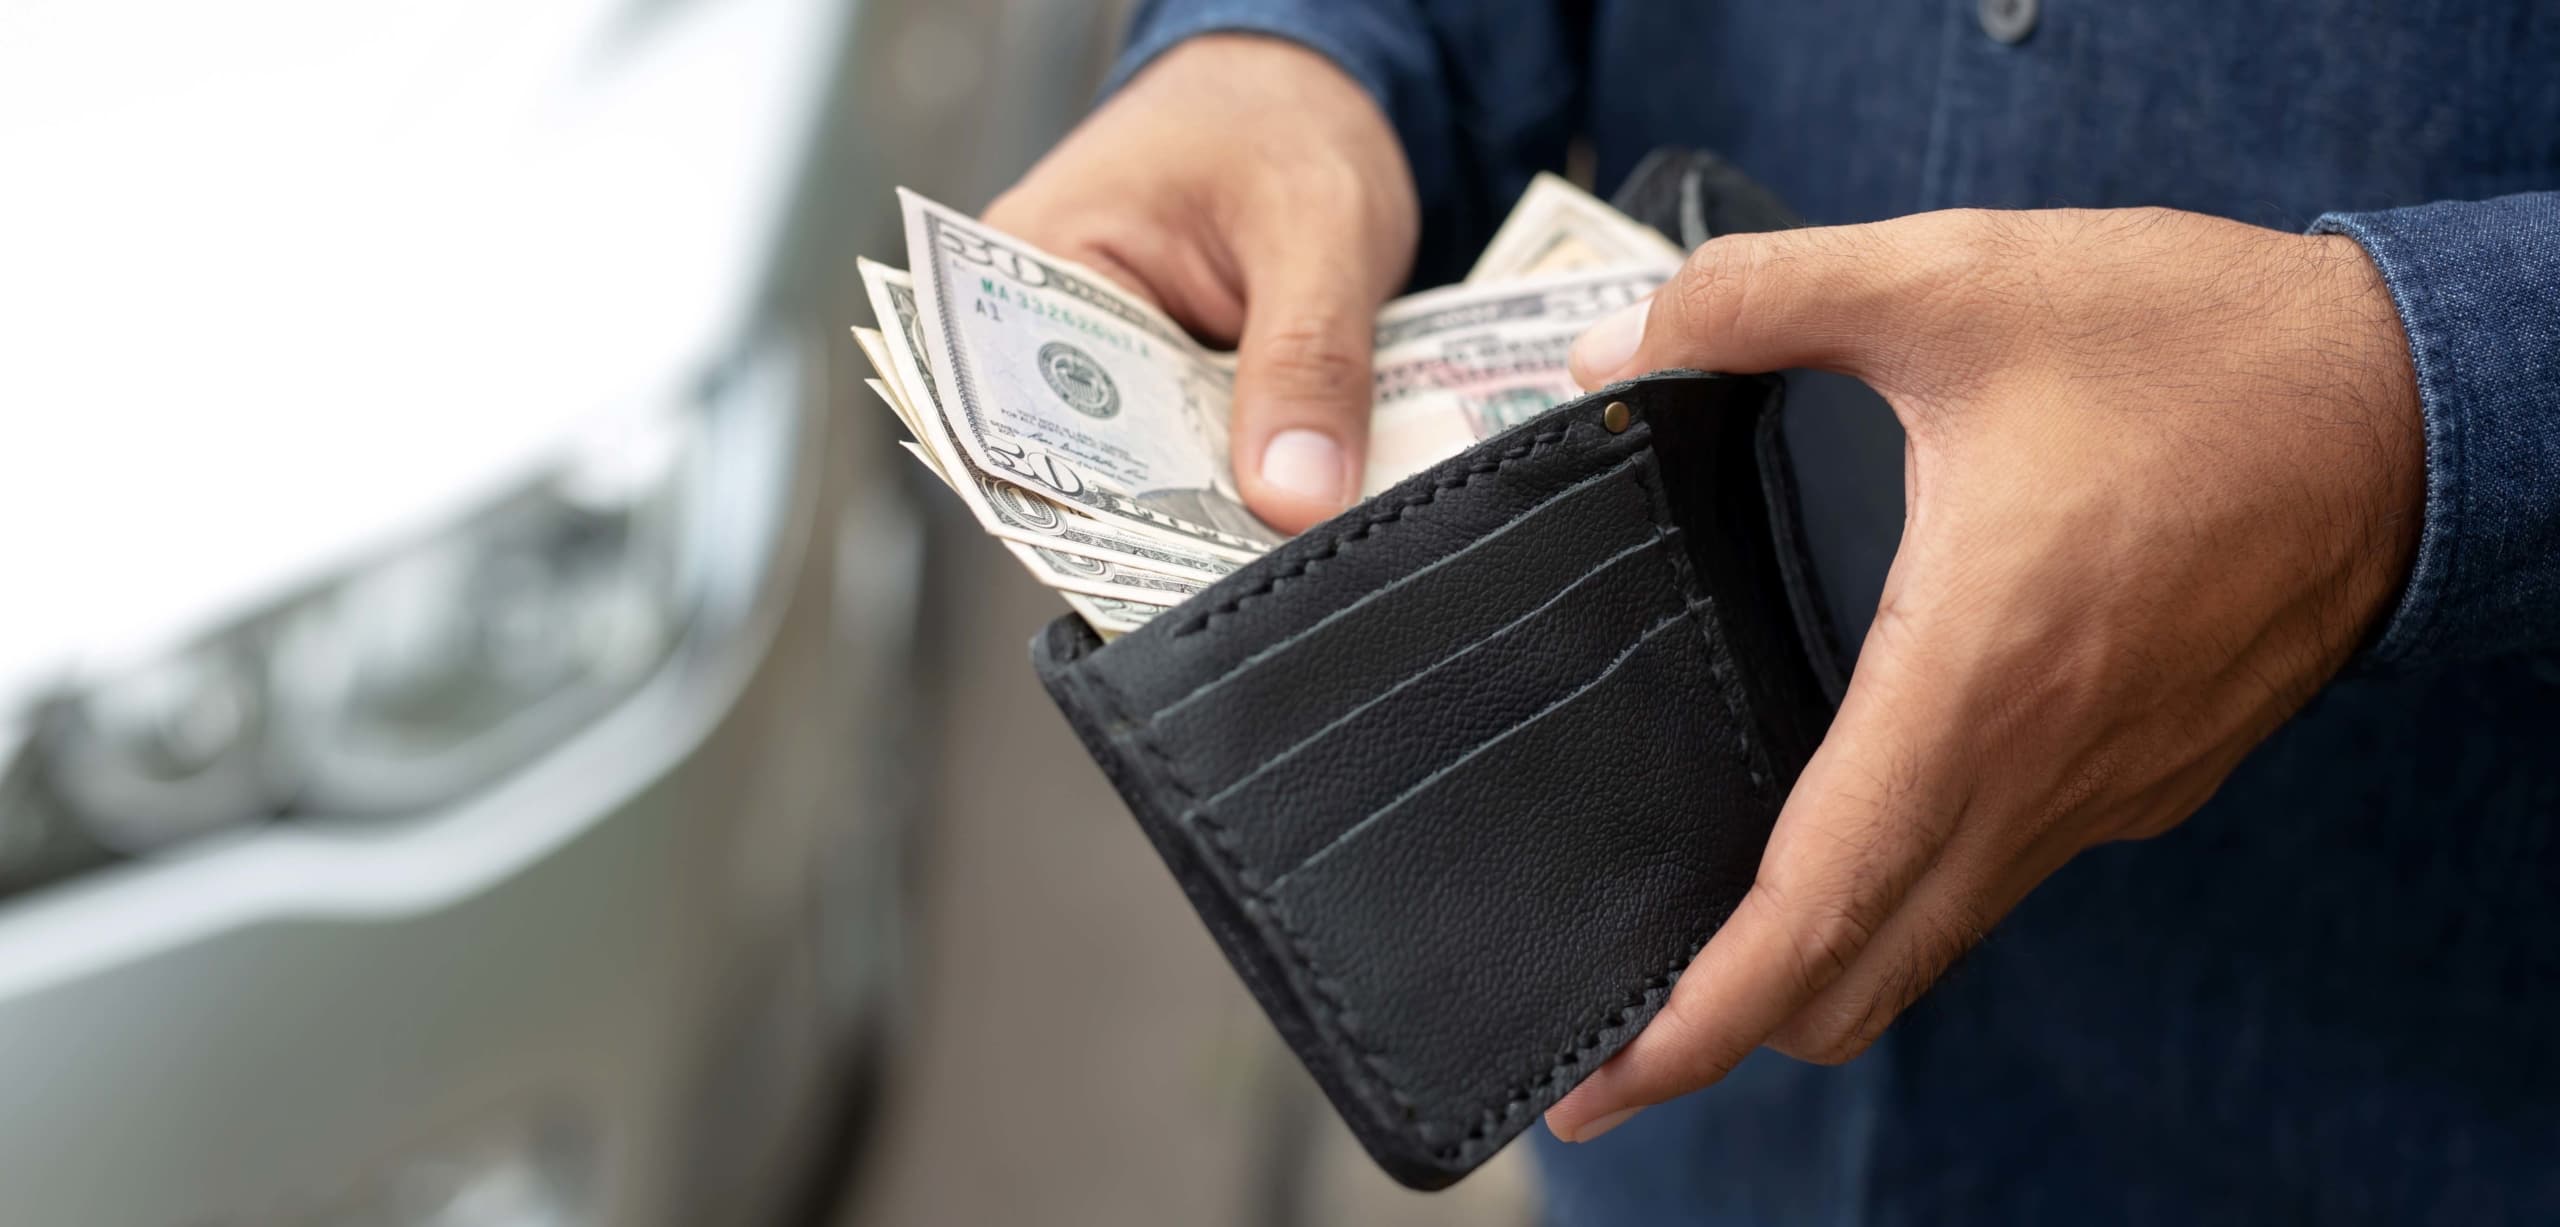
1569 220 1937 389
1231 250 1380 534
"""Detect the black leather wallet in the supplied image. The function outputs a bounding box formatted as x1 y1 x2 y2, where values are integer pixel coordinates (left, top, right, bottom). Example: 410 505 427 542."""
1032 371 1847 1189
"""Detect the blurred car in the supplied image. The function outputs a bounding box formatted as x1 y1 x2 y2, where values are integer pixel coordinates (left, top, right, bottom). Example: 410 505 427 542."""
0 0 932 1223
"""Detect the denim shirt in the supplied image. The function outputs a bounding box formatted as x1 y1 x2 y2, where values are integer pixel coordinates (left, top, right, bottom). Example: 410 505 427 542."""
1108 4 2560 1223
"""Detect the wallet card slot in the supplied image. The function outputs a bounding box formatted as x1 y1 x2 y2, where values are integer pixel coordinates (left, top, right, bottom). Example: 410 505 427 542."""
1263 606 1703 894
1140 453 1664 793
1258 600 1765 1150
1199 528 1688 882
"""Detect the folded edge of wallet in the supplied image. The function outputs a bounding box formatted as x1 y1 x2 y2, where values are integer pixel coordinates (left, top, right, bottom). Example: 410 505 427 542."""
1032 372 1835 1189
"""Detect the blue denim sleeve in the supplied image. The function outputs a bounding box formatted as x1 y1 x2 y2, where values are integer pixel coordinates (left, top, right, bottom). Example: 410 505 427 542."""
2312 193 2560 668
1105 1 1580 282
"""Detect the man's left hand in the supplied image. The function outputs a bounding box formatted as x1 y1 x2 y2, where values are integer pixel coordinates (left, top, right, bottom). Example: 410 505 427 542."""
1545 207 2425 1142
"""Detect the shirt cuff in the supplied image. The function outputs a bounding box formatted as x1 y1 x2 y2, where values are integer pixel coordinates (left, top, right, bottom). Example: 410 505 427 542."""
1103 0 1458 273
2311 193 2560 669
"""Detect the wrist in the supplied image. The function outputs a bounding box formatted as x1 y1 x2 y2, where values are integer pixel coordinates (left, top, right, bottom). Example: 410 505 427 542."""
2297 233 2427 650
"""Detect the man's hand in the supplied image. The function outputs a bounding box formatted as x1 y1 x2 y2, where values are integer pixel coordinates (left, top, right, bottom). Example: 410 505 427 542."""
983 34 1417 533
1545 208 2425 1142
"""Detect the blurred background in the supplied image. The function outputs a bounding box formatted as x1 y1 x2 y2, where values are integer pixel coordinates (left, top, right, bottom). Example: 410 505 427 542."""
0 0 1535 1223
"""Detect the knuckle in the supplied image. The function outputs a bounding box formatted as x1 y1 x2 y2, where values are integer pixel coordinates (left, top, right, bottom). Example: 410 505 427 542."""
1791 907 1874 992
2099 205 2184 242
1905 209 2029 305
1861 588 1928 663
1802 1036 1875 1066
1940 207 2058 264
2042 746 2126 833
1669 235 1763 338
1915 904 1990 982
1773 1013 1878 1066
1770 924 1979 1067
1276 156 1369 215
1648 990 1749 1085
1877 908 1985 1016
1757 874 1885 996
1939 207 2019 255
1248 319 1368 406
1766 984 1882 1065
1232 157 1404 256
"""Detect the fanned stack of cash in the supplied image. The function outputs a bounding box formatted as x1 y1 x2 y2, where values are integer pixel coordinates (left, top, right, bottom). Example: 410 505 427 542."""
854 174 1684 638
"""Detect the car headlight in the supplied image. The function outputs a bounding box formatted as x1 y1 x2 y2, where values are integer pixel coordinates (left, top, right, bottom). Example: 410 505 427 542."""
0 343 802 893
262 411 692 817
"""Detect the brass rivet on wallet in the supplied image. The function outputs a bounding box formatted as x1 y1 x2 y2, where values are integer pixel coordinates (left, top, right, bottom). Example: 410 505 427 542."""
1602 400 1632 432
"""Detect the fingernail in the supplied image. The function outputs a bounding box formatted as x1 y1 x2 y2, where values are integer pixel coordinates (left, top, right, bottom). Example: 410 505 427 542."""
1565 1106 1643 1143
1259 428 1349 506
1571 296 1651 384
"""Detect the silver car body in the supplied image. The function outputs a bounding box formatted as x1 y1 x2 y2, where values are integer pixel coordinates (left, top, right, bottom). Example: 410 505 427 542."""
0 0 930 1222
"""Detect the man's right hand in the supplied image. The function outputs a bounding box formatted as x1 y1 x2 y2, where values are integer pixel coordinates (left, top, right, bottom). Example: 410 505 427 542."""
983 34 1417 534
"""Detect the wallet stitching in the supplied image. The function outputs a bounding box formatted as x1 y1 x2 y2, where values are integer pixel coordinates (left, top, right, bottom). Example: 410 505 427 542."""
1091 413 1780 1167
1414 457 1783 1163
1184 528 1677 824
1629 448 1770 795
1432 921 1711 1163
1430 456 1780 1162
1150 447 1646 725
1263 605 1697 895
1097 650 1433 1132
1110 445 1666 1153
1168 421 1582 640
1401 615 1735 1163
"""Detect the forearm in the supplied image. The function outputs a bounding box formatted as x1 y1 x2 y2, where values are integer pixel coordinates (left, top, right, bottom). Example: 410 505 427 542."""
2314 192 2560 666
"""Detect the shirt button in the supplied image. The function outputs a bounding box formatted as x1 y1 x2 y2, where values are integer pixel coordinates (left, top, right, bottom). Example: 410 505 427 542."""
1978 0 2037 43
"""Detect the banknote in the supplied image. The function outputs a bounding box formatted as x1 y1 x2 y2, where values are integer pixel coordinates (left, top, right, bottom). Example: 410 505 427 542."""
861 367 943 457
1061 592 1170 639
899 189 1284 559
1361 264 1674 490
858 259 1241 585
998 542 1207 603
881 431 1217 599
893 437 950 486
864 181 1680 636
1466 172 1686 283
